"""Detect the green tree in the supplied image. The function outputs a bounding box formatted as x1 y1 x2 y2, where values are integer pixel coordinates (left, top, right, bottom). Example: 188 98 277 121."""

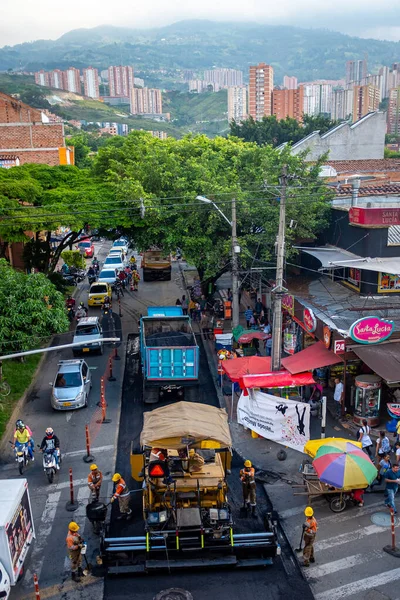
60 250 85 269
19 87 51 110
0 259 69 352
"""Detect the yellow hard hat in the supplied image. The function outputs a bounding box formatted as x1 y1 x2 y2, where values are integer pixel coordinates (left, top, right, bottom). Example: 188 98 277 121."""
305 506 314 517
112 473 121 482
189 449 195 456
244 460 252 468
90 464 98 471
69 522 80 532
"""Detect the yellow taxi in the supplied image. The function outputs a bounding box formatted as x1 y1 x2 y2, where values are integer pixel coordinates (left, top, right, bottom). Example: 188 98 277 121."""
88 282 112 307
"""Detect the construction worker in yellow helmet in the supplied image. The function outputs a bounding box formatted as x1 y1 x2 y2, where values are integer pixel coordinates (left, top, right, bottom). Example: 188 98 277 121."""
303 506 318 567
240 459 257 517
111 473 132 520
66 522 84 582
87 463 103 502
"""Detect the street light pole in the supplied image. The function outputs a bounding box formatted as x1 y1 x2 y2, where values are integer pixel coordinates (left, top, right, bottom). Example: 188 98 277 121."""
271 165 288 371
231 197 239 329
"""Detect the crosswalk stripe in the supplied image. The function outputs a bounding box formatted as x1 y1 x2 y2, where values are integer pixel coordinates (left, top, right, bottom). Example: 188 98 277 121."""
23 492 61 588
305 551 382 578
292 500 386 531
314 567 400 600
315 524 386 551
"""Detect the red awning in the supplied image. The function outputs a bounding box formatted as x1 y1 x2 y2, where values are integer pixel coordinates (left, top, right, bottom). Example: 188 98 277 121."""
238 331 269 343
222 356 272 382
242 371 315 389
281 341 343 375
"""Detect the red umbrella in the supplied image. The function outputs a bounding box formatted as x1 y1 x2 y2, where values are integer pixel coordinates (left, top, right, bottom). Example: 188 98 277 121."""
238 331 270 343
222 356 272 382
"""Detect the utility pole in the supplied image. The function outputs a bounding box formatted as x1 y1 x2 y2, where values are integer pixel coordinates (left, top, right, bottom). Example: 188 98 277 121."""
271 166 288 371
231 197 240 329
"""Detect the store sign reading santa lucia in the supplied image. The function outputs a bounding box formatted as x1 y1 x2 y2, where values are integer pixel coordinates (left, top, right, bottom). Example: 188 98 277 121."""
303 308 317 333
350 316 394 344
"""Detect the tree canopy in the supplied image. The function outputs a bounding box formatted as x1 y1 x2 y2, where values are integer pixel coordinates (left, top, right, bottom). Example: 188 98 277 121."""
230 115 341 147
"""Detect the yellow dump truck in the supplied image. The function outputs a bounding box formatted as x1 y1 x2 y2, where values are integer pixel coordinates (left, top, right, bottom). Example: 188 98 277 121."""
142 249 171 281
101 402 279 573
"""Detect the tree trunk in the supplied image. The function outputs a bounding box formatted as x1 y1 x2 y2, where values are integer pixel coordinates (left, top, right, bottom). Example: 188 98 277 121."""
46 230 81 274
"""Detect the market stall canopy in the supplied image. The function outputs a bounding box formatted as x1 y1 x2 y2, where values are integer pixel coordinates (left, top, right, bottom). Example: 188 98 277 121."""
313 440 377 490
352 343 400 384
295 246 361 270
242 370 315 389
296 246 400 276
238 331 269 343
282 341 343 375
222 356 272 382
304 438 362 459
140 401 232 449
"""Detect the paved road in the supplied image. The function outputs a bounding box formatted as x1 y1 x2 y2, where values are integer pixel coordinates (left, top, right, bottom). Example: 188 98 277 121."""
103 262 313 600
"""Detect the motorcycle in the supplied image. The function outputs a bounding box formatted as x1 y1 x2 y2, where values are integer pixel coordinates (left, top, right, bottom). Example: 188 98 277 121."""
69 267 86 283
88 273 97 285
76 307 88 321
10 441 29 475
67 306 75 322
41 448 59 483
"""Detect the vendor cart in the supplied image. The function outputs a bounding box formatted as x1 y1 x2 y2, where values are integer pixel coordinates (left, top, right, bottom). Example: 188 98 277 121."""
292 462 351 512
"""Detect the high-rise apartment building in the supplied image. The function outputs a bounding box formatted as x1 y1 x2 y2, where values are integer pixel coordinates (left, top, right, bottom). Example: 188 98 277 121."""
64 67 81 94
363 74 384 101
283 75 298 90
272 87 304 122
49 70 65 90
108 66 134 98
130 88 162 115
203 69 243 88
331 88 354 120
249 63 274 120
302 83 333 116
227 86 247 122
83 67 100 99
387 87 400 135
379 66 391 100
352 84 380 121
34 70 50 87
346 59 368 85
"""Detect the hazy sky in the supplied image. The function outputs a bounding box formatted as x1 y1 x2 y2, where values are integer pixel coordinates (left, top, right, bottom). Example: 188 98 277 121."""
1 0 399 45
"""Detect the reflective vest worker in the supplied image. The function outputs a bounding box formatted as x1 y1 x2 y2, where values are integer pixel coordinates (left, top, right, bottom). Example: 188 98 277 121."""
88 464 103 501
111 473 132 520
302 507 318 567
240 460 257 516
66 522 83 582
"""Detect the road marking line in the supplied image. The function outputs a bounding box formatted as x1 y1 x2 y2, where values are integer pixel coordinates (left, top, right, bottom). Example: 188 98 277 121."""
314 567 400 600
47 475 111 492
63 444 114 458
305 551 382 579
23 492 61 587
292 500 386 530
19 574 102 600
316 524 386 551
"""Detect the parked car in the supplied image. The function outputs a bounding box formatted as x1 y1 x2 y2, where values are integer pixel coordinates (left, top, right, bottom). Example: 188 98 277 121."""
112 239 129 254
77 241 95 258
88 282 112 307
72 317 103 356
103 255 125 271
98 269 118 285
50 359 92 410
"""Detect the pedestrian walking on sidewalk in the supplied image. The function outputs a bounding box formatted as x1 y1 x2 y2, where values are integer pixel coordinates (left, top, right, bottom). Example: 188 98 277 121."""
376 431 391 465
181 295 188 315
395 441 400 465
358 419 373 458
245 307 253 329
66 522 84 582
302 507 318 567
240 460 257 517
333 377 344 419
384 463 400 513
111 473 132 519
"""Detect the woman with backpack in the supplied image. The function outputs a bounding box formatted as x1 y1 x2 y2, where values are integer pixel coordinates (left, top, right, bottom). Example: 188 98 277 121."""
376 430 391 465
358 419 373 458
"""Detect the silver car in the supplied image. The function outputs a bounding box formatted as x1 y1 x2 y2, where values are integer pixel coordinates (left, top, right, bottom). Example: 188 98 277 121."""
51 360 92 410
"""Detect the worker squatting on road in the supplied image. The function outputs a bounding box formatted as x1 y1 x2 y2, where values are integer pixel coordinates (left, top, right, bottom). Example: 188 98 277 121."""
88 464 103 501
240 460 257 517
303 506 318 567
66 522 84 582
111 473 132 519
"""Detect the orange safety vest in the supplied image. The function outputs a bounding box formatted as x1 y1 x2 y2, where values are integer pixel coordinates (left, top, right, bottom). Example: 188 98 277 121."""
304 517 318 535
66 531 82 551
113 477 130 499
88 470 103 487
240 467 255 483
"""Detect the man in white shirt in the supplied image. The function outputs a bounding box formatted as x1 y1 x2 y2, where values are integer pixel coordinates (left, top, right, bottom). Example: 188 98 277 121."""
334 377 344 418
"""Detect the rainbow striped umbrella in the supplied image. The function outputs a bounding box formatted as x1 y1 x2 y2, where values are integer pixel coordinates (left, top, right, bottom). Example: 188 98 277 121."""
313 440 377 490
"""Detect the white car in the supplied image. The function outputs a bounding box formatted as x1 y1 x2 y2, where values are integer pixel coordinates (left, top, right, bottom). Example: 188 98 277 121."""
72 317 104 356
51 359 92 410
112 239 129 254
103 255 125 271
98 268 118 284
0 560 11 600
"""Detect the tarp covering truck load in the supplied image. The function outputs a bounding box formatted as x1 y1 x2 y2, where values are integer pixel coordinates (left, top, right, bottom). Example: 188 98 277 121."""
101 402 279 574
140 307 199 403
142 250 172 281
0 479 35 599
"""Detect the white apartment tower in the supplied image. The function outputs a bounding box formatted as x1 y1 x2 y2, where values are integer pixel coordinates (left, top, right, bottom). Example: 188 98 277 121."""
228 86 247 121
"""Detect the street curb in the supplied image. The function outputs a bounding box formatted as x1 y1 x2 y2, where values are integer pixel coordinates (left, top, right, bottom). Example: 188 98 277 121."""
0 335 55 457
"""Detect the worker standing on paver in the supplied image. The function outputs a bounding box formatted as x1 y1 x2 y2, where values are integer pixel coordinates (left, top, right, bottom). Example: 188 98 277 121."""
88 464 103 501
240 460 257 517
302 507 318 567
66 522 84 582
111 473 132 519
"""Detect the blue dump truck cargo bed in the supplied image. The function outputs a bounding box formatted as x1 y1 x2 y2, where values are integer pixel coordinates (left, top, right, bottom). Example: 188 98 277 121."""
140 307 199 404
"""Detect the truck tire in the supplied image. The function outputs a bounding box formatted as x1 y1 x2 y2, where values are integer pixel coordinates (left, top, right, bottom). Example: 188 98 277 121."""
143 383 159 404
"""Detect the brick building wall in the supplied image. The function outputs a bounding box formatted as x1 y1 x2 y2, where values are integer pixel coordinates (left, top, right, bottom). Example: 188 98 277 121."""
0 92 42 124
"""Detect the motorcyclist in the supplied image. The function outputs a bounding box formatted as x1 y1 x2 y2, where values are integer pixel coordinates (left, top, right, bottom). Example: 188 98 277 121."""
15 420 34 460
92 257 100 274
39 427 60 469
102 295 112 315
13 421 33 460
87 265 96 279
66 296 76 309
129 256 136 266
